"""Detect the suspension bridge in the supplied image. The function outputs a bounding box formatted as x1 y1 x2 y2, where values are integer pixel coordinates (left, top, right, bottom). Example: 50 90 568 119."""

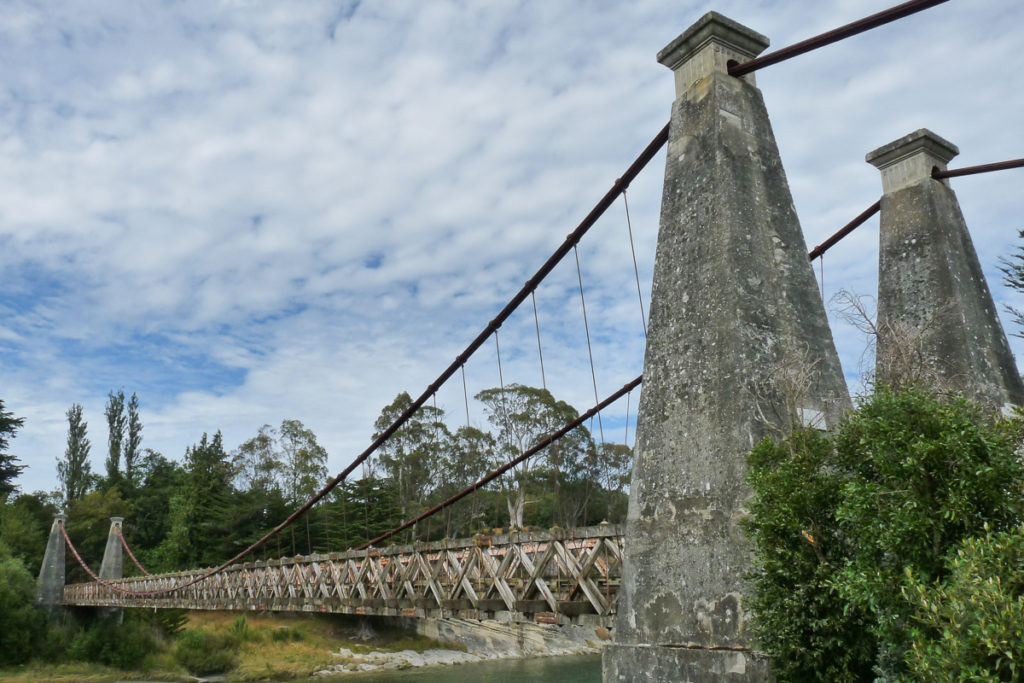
37 1 1024 679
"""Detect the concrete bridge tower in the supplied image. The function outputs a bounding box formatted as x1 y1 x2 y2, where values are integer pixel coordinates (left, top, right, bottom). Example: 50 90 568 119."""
604 13 850 681
866 129 1024 408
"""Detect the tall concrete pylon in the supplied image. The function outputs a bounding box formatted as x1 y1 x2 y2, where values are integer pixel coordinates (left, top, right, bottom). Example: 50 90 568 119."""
604 13 850 681
98 517 125 622
36 513 67 615
866 129 1024 408
99 517 125 581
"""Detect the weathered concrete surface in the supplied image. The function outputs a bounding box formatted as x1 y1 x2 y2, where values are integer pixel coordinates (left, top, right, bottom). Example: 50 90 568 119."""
98 517 124 581
604 12 849 681
97 517 125 622
36 514 67 613
867 129 1024 408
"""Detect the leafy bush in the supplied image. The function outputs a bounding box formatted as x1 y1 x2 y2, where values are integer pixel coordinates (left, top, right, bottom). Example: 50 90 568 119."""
745 389 1024 681
173 628 238 675
745 429 875 682
66 618 155 669
901 525 1024 681
0 552 47 666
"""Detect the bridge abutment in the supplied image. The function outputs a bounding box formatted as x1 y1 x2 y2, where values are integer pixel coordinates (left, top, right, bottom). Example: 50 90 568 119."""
36 513 67 618
866 129 1024 407
604 12 849 681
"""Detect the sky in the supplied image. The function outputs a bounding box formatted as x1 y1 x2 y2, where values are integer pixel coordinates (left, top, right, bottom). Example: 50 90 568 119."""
2 0 1022 495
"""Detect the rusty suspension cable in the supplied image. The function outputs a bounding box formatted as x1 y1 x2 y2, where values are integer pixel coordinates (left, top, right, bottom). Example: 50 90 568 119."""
116 525 152 577
66 123 669 596
807 200 882 261
729 0 951 78
60 521 156 596
933 158 1024 179
355 374 643 550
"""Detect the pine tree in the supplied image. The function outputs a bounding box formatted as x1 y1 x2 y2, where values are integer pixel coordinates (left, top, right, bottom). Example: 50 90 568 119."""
58 403 92 506
0 399 26 496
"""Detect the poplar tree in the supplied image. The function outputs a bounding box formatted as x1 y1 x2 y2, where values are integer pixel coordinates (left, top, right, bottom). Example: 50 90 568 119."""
58 403 92 505
104 390 126 481
123 392 143 480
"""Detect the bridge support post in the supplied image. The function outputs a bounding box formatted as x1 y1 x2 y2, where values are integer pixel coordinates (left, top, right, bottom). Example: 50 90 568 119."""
604 13 850 682
866 129 1024 408
98 517 125 622
36 513 67 617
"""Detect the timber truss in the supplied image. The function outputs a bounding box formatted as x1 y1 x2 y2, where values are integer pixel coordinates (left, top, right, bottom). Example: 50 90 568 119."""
62 524 624 626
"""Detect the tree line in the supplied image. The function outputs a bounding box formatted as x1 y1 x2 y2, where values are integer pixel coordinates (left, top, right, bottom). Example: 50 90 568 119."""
2 382 632 589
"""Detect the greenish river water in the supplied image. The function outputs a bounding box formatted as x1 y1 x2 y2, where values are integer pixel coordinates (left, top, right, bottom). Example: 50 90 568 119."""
309 654 602 681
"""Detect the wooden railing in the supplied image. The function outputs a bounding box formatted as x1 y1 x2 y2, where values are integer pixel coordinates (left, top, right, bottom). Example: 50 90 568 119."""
63 524 624 626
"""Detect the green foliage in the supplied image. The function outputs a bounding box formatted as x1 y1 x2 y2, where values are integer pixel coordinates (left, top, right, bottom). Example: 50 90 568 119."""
66 618 156 670
59 402 93 506
999 228 1024 338
173 628 239 674
0 398 26 496
124 392 143 482
901 525 1024 682
745 430 875 682
105 389 127 483
65 488 132 583
271 626 304 643
745 388 1024 681
0 491 58 569
0 547 47 666
152 608 188 638
229 614 257 642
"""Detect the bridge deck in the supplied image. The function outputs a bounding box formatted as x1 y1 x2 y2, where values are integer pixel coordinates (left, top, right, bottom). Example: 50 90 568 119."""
63 524 624 626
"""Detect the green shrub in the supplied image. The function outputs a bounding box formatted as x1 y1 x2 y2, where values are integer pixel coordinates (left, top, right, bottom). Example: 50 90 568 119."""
270 626 303 643
66 617 156 670
901 525 1024 681
152 608 188 637
745 429 875 682
173 628 238 675
745 388 1024 681
0 554 47 666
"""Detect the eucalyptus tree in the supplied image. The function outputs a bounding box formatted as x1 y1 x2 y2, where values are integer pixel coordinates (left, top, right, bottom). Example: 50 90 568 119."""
474 384 592 529
372 393 449 532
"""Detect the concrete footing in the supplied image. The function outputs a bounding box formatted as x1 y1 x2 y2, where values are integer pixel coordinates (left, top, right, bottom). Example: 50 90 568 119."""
604 644 771 681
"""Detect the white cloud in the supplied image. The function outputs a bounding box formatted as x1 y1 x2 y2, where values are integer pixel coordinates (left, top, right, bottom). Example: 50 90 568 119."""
1 0 1022 496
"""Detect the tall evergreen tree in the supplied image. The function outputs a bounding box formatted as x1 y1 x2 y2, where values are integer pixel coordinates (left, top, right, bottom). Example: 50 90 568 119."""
58 403 92 506
123 392 143 481
0 399 26 497
104 390 126 482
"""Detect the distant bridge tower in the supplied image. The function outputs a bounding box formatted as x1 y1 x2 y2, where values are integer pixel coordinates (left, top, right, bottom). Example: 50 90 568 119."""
604 13 849 681
866 129 1024 408
36 513 67 616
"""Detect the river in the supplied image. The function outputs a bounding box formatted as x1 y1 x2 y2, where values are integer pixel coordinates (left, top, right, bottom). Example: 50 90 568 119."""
301 653 602 681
